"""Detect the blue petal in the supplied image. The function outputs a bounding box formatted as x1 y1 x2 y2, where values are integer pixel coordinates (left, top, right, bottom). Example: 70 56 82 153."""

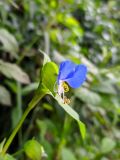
64 64 87 88
57 60 76 84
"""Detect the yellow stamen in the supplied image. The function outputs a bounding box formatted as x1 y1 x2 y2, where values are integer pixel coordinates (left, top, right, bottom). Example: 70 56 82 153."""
62 82 69 92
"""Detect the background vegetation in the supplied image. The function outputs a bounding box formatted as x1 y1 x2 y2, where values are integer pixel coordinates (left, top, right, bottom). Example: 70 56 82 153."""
0 0 120 159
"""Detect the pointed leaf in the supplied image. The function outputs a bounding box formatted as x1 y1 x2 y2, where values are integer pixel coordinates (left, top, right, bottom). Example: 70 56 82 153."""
41 62 58 95
0 139 6 153
4 154 16 160
75 87 101 106
61 148 77 160
39 49 51 65
0 85 11 106
0 28 18 58
101 137 116 154
55 94 86 139
0 60 30 84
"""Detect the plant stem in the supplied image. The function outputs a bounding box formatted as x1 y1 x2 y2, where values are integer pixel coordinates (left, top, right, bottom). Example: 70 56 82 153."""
2 104 31 155
44 31 50 56
55 115 72 160
2 86 47 155
17 82 23 147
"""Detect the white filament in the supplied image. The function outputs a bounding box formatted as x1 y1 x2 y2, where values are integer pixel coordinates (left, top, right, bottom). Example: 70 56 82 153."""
58 80 64 98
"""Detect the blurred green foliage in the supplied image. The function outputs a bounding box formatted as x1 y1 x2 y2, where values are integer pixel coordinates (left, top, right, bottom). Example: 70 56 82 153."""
0 0 120 159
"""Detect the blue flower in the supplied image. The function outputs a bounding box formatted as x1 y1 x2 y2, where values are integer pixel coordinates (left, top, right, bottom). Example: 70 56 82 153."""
57 60 87 103
58 60 87 88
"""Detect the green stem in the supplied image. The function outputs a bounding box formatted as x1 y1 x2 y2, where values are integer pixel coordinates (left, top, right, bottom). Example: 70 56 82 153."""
17 82 22 147
2 86 47 155
44 31 50 56
2 104 31 155
56 115 72 160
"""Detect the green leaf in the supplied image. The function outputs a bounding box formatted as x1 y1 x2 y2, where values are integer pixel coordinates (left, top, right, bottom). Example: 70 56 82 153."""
4 154 16 160
39 49 51 65
92 81 116 95
22 82 39 95
0 28 19 58
24 139 43 160
12 105 22 129
0 60 30 84
41 62 58 95
100 65 120 74
0 85 11 106
42 103 53 111
61 148 77 160
65 16 79 27
101 137 116 154
0 156 4 160
75 87 101 106
55 94 86 139
0 139 6 153
78 121 86 140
